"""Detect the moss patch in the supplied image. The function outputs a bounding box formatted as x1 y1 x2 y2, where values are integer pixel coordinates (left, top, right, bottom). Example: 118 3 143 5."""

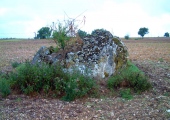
104 72 109 77
112 37 128 72
112 38 122 45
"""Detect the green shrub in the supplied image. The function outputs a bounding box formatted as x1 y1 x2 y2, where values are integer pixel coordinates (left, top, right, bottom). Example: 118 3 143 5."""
11 61 21 68
124 35 129 40
53 23 70 50
0 71 8 79
10 61 66 95
0 77 11 97
62 71 97 101
107 61 151 93
158 58 164 62
9 61 97 101
120 88 133 100
48 46 60 53
78 29 87 39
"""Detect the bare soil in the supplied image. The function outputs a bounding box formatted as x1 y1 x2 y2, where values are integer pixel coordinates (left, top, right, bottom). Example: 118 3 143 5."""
0 38 170 119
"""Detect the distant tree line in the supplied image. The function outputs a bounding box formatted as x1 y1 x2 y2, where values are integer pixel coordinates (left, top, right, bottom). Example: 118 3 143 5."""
0 38 16 40
36 25 169 40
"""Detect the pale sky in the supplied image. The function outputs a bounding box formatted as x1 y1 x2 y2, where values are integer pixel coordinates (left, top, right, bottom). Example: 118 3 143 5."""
0 0 170 38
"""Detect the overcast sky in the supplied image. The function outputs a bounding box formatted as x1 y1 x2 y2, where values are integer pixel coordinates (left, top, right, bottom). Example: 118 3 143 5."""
0 0 170 38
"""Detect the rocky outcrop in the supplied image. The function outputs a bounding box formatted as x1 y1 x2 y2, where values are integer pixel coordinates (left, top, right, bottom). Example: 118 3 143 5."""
32 29 128 79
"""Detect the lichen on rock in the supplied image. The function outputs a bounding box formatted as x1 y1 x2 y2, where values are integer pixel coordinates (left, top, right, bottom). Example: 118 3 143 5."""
32 29 128 79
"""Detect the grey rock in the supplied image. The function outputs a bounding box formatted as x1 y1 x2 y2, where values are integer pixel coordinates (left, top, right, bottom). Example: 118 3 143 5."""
32 46 48 64
32 29 128 79
31 46 60 65
65 30 128 78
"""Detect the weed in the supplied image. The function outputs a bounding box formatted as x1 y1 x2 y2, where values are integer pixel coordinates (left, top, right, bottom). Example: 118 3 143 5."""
9 61 97 101
10 61 65 95
120 88 133 100
0 77 11 97
107 61 152 93
11 61 21 68
163 92 170 97
158 58 164 62
53 23 70 50
166 113 170 119
0 71 8 79
62 70 97 101
48 46 60 53
54 46 60 52
15 97 22 102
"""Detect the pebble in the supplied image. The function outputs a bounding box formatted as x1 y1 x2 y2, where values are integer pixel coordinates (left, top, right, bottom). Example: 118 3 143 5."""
166 109 170 112
110 111 114 116
87 105 91 108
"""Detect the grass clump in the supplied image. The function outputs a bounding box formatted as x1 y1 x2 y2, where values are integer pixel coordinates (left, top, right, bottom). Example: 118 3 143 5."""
63 70 97 101
120 88 133 100
11 61 21 68
0 76 11 97
9 61 97 101
9 61 67 95
107 61 152 93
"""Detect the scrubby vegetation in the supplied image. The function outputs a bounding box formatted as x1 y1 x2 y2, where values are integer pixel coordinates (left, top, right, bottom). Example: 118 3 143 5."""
77 29 87 39
0 38 169 119
0 32 152 101
53 23 70 50
11 61 21 68
107 61 152 93
120 88 133 100
6 61 97 101
0 75 11 97
0 59 152 101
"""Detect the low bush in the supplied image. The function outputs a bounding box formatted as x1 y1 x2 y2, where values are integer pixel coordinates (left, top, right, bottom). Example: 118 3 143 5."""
2 59 151 100
0 77 11 97
78 29 87 39
53 23 70 50
10 61 68 95
62 70 97 101
107 61 152 93
120 88 133 100
9 61 97 101
11 61 21 68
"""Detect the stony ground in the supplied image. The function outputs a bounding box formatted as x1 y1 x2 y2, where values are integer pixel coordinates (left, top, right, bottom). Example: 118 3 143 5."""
0 38 170 119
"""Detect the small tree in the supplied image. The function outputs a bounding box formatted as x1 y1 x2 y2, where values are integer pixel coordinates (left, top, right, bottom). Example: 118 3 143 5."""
77 29 87 39
124 34 129 40
138 27 149 38
53 23 70 50
37 27 51 39
164 32 169 37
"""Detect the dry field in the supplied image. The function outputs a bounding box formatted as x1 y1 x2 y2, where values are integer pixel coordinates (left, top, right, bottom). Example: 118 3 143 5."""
0 38 170 119
123 37 170 63
0 37 170 70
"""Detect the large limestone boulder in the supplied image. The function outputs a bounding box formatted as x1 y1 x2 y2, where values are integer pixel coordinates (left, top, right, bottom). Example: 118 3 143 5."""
32 29 128 79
